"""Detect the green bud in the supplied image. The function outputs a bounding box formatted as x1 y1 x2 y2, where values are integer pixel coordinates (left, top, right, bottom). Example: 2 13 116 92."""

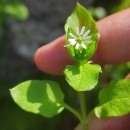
64 3 100 64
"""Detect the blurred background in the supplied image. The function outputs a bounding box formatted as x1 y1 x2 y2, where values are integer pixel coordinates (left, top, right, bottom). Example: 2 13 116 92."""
0 0 130 130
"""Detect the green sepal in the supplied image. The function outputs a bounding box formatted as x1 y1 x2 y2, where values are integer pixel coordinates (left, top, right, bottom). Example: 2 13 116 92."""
64 63 102 91
65 3 99 63
95 79 130 118
10 80 65 118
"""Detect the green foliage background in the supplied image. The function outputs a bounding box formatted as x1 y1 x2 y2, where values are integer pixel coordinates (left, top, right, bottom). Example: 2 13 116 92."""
0 0 130 130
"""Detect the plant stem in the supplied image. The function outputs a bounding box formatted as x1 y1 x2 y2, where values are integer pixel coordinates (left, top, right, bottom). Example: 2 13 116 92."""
64 103 82 122
78 91 88 130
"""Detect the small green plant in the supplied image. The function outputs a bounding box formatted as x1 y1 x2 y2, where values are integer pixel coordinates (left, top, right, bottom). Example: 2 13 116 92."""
0 0 29 49
0 0 29 24
10 3 130 130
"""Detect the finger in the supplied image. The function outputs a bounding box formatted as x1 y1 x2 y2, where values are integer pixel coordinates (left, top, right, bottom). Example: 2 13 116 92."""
88 114 130 130
75 114 130 130
94 8 130 64
125 73 130 79
34 35 74 74
34 8 130 75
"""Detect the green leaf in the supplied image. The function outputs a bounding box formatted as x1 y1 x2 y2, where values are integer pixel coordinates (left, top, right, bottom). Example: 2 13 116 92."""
64 3 99 63
4 3 29 20
10 80 64 118
95 79 130 118
64 63 102 91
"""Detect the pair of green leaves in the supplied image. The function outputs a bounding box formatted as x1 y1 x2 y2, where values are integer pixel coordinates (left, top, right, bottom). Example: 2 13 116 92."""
10 79 130 119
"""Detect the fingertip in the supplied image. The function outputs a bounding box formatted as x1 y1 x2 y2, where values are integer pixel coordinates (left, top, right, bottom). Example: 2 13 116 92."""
88 114 130 130
34 46 46 73
34 35 74 75
34 39 64 75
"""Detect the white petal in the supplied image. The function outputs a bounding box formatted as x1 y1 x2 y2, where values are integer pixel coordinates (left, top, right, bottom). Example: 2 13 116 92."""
68 38 76 42
75 43 80 49
84 36 91 40
80 26 85 35
76 27 79 35
69 33 76 38
68 39 76 45
84 40 91 44
71 41 77 45
83 30 90 37
82 43 87 49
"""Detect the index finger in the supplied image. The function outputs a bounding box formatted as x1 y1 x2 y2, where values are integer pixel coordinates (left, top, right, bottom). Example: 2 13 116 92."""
34 8 130 75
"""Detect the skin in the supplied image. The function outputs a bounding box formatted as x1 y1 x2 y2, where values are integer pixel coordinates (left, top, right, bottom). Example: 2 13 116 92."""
34 8 130 130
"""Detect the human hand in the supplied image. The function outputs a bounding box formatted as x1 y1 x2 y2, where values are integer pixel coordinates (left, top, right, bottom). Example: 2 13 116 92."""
34 8 130 130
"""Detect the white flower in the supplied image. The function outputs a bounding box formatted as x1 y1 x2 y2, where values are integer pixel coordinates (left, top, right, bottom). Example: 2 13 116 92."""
67 26 91 50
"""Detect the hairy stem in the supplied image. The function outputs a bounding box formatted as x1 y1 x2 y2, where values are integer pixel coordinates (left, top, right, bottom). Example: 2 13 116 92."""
78 91 88 130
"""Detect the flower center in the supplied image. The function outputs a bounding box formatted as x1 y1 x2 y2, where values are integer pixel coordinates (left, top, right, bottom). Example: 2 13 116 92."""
76 36 83 44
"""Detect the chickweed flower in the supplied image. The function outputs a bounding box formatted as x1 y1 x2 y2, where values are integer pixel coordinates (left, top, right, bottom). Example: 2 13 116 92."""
67 26 91 50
